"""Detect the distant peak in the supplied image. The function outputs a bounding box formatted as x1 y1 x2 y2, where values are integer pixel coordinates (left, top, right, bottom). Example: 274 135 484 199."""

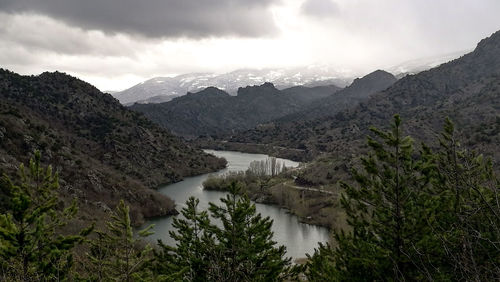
474 30 500 53
349 70 396 87
186 86 229 97
372 69 392 75
238 82 277 91
262 82 276 88
236 82 280 97
203 86 224 91
365 69 395 78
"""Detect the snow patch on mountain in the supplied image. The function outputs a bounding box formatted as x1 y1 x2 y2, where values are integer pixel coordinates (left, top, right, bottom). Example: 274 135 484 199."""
113 67 355 105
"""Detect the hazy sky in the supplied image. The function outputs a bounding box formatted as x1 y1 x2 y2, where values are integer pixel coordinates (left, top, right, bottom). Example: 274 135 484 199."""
1 0 499 91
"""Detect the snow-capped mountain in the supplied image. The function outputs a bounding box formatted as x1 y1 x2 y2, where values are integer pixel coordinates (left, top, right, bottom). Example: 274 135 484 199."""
113 67 355 105
113 51 470 106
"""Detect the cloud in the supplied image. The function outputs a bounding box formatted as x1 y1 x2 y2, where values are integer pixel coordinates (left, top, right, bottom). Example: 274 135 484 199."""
300 0 339 19
0 0 280 39
0 13 142 56
2 0 500 92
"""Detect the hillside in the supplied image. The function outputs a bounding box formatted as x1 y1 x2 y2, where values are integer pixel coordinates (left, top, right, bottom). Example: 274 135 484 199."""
281 84 342 104
130 82 340 137
0 69 227 224
223 31 500 166
277 70 397 122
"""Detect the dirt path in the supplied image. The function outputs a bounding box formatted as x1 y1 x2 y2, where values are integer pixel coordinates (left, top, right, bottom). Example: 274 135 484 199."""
282 180 337 196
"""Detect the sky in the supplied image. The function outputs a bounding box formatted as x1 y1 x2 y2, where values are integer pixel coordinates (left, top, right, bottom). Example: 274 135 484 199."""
1 0 500 91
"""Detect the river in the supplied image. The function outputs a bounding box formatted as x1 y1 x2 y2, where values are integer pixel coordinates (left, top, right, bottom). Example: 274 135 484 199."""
143 150 330 259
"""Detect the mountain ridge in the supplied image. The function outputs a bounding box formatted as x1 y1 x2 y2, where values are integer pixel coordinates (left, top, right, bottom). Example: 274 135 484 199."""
130 82 342 137
114 67 354 105
276 70 397 123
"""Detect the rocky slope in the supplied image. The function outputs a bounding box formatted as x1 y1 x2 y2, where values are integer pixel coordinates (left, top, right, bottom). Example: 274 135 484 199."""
0 69 227 224
277 70 397 122
130 82 341 137
224 31 500 166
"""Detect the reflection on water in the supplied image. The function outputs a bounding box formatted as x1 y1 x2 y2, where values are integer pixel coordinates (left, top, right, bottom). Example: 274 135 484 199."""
143 150 330 259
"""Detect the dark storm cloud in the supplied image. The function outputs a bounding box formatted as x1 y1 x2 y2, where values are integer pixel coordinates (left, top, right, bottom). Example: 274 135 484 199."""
0 0 279 38
301 0 339 19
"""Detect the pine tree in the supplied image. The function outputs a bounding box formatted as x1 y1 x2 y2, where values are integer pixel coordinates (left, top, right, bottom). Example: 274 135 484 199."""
154 182 294 281
426 118 500 280
306 116 499 280
307 115 434 281
85 200 154 281
0 151 92 281
208 182 293 281
153 196 216 281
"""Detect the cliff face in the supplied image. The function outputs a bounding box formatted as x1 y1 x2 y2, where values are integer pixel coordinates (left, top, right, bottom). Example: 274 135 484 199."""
0 69 227 224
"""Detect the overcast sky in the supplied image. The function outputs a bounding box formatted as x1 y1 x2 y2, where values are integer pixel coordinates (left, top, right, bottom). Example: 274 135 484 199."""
1 0 500 91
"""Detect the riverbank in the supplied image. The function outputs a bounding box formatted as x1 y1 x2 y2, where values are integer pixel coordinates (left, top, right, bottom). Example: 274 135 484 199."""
194 138 314 162
203 170 345 229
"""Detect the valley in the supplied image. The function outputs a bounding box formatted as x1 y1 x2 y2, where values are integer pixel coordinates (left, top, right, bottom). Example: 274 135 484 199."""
0 6 499 278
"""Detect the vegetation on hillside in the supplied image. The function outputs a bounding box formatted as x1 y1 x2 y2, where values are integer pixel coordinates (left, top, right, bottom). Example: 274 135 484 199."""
0 151 92 280
0 69 227 225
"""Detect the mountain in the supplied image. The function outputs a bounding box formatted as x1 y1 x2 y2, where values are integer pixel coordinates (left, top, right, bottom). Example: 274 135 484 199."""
130 82 341 137
134 94 182 104
113 67 353 105
222 31 500 164
281 84 342 104
388 50 470 78
277 70 397 122
0 69 226 225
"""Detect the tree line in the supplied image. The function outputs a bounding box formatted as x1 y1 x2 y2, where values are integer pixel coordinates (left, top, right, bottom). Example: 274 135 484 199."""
0 115 498 281
247 157 288 177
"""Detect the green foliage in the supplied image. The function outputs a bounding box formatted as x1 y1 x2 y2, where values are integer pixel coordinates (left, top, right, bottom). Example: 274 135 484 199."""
152 197 215 281
331 114 432 280
209 182 293 281
306 115 500 281
424 117 500 280
154 182 295 281
84 200 154 282
0 151 92 281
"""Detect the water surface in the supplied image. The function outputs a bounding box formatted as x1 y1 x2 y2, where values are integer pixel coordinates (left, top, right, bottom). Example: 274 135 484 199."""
144 150 330 259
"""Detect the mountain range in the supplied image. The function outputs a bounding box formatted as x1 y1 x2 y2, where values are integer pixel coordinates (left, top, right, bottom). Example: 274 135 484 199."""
130 70 397 140
130 82 340 137
113 67 357 105
221 31 500 169
113 51 466 106
0 70 226 225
